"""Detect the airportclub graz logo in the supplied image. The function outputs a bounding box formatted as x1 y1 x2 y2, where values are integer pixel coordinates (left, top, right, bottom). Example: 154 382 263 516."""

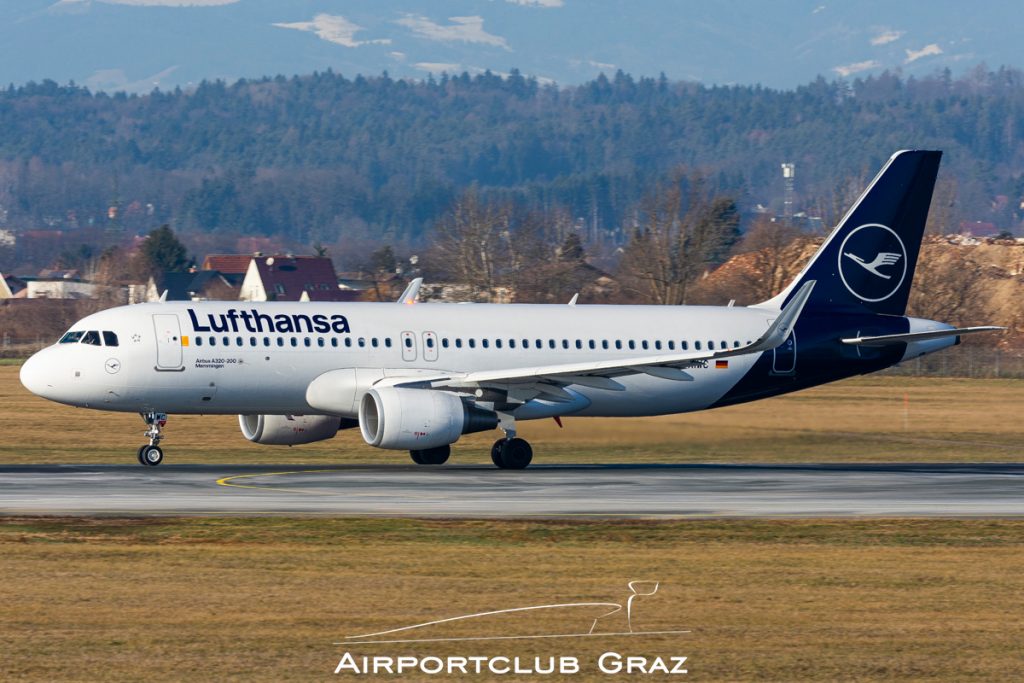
838 223 907 302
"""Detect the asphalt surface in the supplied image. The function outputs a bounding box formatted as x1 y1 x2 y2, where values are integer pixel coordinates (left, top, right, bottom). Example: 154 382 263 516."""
0 463 1022 517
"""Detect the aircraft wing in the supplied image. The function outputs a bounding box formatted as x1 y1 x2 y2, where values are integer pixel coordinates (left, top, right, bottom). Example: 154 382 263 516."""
393 281 815 395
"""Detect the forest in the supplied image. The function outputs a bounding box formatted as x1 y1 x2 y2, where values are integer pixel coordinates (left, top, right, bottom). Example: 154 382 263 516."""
1 65 1023 250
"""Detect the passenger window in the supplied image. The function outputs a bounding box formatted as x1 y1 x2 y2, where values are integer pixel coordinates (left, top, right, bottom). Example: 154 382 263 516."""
236 336 243 346
588 340 596 349
509 339 516 349
601 340 609 350
250 337 257 347
372 338 380 348
456 339 463 349
734 340 740 348
628 340 636 350
535 339 542 349
384 338 392 348
222 336 230 346
695 341 702 350
575 340 583 350
548 340 556 349
425 338 433 349
277 338 284 347
469 339 476 349
682 341 689 350
494 339 502 349
615 340 622 350
210 337 217 347
668 341 675 350
82 331 101 346
655 340 662 350
59 331 84 344
263 337 270 347
522 339 529 348
442 338 450 349
330 338 338 348
290 337 298 347
195 337 203 347
103 331 119 347
721 340 727 349
303 338 311 347
358 338 366 348
318 338 325 347
562 339 569 349
482 339 490 349
642 340 649 350
404 337 413 348
344 338 352 348
708 341 715 350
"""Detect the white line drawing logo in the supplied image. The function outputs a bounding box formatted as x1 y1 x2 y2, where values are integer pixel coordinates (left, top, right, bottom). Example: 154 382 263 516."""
837 223 908 303
842 251 902 279
339 581 689 645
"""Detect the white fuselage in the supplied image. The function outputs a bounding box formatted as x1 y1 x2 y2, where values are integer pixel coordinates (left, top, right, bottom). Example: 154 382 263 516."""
21 301 778 419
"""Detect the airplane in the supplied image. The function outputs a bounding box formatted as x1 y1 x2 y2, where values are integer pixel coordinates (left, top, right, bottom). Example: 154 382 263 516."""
19 150 1001 468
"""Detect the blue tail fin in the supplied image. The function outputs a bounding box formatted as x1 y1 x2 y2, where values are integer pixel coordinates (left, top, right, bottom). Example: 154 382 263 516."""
763 150 942 316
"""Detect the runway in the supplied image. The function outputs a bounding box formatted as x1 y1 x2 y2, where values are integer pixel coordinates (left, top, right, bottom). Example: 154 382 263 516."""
0 463 1022 517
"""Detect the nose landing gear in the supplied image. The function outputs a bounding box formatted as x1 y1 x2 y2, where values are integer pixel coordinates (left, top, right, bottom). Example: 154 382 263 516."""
137 412 167 466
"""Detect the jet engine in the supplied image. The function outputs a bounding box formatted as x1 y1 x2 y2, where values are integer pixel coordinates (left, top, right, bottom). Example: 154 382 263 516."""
238 414 346 445
359 387 498 450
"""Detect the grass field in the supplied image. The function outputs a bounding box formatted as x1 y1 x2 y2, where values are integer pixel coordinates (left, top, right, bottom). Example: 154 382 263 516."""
1 365 1020 464
3 367 1023 680
2 517 1023 681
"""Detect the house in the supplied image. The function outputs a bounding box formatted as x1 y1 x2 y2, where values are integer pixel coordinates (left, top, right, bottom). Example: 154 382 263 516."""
201 254 253 287
0 272 26 299
145 269 239 302
239 255 357 302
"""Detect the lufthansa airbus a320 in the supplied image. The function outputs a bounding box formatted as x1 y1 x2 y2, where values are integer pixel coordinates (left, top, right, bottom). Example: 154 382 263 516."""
20 151 1001 468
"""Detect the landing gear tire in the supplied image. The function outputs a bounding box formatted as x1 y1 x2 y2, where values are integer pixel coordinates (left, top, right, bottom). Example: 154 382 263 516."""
492 438 533 470
411 445 451 465
139 445 164 467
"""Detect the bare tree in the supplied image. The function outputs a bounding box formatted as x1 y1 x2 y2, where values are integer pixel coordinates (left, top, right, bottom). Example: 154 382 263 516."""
618 171 739 304
909 240 991 327
433 190 511 301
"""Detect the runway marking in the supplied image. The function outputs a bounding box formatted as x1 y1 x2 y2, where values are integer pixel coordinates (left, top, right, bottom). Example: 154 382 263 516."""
216 469 337 494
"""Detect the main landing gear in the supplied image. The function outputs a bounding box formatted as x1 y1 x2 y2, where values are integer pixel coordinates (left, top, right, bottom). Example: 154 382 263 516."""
409 444 451 465
491 437 533 469
137 412 167 467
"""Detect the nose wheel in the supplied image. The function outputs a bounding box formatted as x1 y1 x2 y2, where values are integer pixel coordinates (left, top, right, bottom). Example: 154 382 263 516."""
138 412 168 466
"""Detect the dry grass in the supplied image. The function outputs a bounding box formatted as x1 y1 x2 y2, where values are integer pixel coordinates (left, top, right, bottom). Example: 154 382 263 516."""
2 517 1023 681
0 366 1021 464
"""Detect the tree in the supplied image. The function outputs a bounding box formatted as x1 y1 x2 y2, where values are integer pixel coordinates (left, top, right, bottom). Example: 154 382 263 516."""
617 171 739 304
432 190 511 302
141 225 188 276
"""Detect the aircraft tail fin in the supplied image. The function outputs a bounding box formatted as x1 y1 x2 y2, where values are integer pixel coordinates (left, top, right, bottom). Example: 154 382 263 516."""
759 150 942 316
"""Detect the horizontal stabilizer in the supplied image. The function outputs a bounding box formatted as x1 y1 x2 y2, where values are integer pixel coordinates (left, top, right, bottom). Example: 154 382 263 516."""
841 326 1004 347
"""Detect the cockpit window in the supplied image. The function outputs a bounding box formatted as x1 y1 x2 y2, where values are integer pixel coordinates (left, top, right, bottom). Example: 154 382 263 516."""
81 330 101 346
59 331 84 344
102 331 119 347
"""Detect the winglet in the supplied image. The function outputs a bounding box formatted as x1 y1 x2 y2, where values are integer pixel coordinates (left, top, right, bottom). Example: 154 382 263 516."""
158 289 168 302
744 280 815 353
568 293 579 306
397 277 423 305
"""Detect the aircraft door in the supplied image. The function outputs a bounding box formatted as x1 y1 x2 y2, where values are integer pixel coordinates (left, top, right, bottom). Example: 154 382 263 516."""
422 331 438 362
771 331 797 375
153 314 184 370
400 331 417 362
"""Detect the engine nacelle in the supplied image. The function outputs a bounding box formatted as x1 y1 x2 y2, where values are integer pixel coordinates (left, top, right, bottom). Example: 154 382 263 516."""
239 414 343 445
359 387 498 450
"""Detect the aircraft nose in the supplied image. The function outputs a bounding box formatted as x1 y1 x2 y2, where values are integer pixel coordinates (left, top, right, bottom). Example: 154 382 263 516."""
20 349 56 398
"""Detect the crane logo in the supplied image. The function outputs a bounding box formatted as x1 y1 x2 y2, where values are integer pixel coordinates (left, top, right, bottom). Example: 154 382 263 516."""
837 223 907 302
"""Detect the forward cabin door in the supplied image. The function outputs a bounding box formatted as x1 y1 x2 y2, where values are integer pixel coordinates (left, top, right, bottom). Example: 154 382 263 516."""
153 314 184 370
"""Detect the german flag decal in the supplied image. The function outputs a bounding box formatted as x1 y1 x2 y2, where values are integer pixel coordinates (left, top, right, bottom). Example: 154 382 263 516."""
715 360 728 369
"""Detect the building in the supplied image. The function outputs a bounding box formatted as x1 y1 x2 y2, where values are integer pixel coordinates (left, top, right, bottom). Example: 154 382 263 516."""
145 269 239 302
200 254 253 287
239 255 356 302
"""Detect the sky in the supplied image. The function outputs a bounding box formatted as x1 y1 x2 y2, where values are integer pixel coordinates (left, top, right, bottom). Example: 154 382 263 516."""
1 1 1020 92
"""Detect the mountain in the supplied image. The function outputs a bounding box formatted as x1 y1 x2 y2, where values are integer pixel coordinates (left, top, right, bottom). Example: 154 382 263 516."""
0 0 1021 92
